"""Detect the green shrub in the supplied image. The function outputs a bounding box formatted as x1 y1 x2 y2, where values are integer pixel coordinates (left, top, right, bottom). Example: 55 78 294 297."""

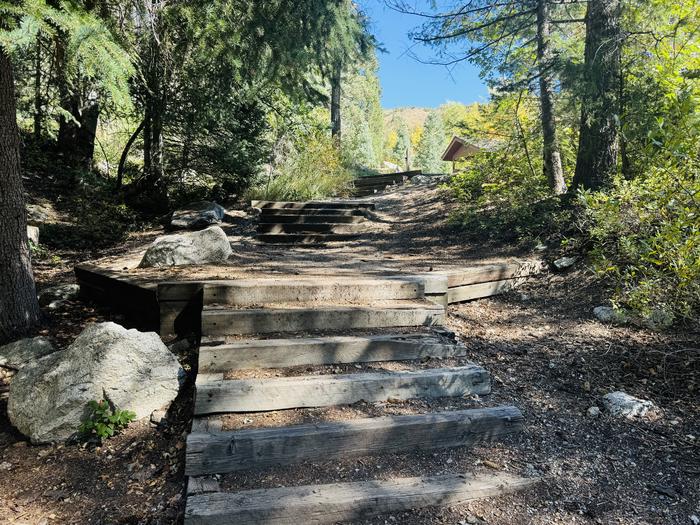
247 131 353 201
78 400 136 441
580 165 700 328
446 147 572 242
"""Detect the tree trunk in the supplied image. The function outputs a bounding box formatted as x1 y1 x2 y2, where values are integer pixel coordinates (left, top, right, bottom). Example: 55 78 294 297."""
0 49 42 344
572 0 622 190
116 119 145 190
330 60 342 141
536 0 566 195
33 35 43 140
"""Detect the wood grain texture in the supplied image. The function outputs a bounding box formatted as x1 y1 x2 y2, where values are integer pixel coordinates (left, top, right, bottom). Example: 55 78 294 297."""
198 334 464 372
184 472 538 524
194 365 490 414
447 278 524 304
202 278 423 306
186 406 523 475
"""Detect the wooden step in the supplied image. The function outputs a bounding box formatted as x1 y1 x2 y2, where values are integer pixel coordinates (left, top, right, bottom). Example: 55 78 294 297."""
186 406 522 475
251 200 375 210
202 278 423 307
198 333 462 372
259 208 369 217
194 365 489 414
256 233 360 244
201 301 445 336
257 223 367 234
184 472 538 524
258 214 367 224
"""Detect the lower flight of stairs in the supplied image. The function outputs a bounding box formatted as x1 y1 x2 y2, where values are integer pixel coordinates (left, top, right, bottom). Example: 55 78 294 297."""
184 275 538 524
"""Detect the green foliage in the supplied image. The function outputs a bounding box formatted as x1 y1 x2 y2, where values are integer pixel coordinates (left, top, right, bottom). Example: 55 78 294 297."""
247 130 353 201
341 52 384 169
392 121 411 168
580 166 699 328
78 400 136 441
415 110 447 173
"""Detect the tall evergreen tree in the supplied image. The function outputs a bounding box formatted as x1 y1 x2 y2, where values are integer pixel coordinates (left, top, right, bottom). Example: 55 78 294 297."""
415 110 447 173
572 0 622 190
0 46 41 343
393 120 412 170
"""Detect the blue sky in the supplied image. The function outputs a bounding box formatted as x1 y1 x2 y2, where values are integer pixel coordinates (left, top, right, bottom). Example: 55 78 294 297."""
358 1 489 109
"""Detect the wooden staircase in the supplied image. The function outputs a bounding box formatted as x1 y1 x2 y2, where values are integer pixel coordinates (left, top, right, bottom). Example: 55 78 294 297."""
251 200 374 244
184 274 537 523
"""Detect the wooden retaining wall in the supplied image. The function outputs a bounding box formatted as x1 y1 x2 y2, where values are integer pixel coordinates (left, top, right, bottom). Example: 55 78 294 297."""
75 260 541 339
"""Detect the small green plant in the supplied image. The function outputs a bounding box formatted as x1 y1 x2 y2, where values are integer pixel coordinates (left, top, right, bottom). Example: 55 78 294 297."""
78 400 136 441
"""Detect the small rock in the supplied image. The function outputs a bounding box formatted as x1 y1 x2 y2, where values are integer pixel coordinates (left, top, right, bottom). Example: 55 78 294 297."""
593 306 628 324
689 514 699 525
150 409 167 426
653 484 678 499
0 461 11 470
587 406 601 417
27 225 40 245
534 242 547 252
602 391 657 419
38 284 81 309
170 201 226 230
553 256 578 270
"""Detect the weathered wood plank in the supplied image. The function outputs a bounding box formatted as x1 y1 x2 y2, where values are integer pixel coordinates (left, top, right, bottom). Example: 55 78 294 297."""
203 278 423 306
198 334 463 372
251 200 375 210
186 406 523 475
447 278 523 304
194 365 490 414
201 302 445 336
184 472 538 524
444 262 539 288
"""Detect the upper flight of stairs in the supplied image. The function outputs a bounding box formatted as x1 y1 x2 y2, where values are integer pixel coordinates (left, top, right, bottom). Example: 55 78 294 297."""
184 274 537 524
251 200 374 244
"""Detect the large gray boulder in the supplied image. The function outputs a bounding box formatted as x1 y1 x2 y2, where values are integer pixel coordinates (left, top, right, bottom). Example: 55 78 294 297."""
0 336 56 370
139 225 232 267
8 322 181 444
170 201 225 230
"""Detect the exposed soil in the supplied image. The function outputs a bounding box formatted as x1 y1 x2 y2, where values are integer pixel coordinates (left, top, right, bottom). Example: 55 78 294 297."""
1 182 698 524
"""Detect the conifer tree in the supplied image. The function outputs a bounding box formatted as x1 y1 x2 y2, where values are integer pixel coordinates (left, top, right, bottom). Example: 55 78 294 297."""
415 111 447 173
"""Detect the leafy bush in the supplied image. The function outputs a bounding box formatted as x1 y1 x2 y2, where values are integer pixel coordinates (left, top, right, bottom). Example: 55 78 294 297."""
247 131 354 201
447 147 572 242
78 400 136 441
580 166 700 328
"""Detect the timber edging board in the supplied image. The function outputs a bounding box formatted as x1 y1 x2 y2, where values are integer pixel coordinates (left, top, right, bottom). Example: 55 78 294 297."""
185 406 523 475
198 334 464 372
184 472 539 524
74 264 159 330
200 302 445 335
194 365 490 414
75 260 542 337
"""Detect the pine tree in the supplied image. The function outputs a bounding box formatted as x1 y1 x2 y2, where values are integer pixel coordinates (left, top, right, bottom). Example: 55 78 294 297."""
393 121 412 170
0 46 41 343
415 111 447 174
